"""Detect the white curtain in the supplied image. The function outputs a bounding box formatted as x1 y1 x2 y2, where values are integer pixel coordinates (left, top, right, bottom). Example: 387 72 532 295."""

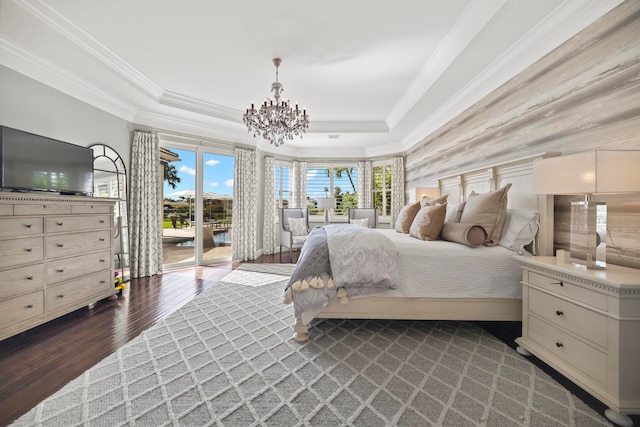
357 161 373 208
232 147 258 261
391 156 405 225
262 156 276 255
290 160 307 208
129 130 163 278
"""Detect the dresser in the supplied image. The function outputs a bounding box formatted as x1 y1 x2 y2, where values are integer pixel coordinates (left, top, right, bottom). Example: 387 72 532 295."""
0 193 116 341
516 256 640 426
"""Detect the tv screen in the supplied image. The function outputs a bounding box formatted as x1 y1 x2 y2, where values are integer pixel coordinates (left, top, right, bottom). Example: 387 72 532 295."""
0 126 94 196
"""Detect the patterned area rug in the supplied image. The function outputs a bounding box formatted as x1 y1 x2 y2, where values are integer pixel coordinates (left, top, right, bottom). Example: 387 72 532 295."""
12 264 610 426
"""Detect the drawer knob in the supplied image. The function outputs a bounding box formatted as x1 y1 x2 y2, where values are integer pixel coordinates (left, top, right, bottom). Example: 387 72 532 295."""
99 259 106 263
25 223 32 228
26 304 34 309
100 280 106 284
26 276 33 280
551 281 564 287
56 268 65 273
555 310 564 316
555 342 563 348
25 248 33 253
57 222 64 226
57 294 64 299
56 243 64 248
99 219 105 223
99 238 105 242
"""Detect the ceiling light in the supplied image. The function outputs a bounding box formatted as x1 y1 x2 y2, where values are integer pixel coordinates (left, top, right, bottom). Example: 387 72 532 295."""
243 58 309 147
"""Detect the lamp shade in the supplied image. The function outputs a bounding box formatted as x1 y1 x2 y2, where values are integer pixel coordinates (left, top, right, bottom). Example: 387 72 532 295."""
408 187 440 203
317 197 336 209
534 151 640 195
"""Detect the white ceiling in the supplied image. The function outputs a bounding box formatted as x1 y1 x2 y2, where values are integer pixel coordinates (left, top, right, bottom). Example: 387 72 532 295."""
0 0 623 158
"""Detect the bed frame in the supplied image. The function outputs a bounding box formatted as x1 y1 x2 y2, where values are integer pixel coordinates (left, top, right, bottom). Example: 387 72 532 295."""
292 152 559 341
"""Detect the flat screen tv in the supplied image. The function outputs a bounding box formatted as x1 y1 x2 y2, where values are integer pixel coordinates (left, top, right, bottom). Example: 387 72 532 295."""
0 126 94 196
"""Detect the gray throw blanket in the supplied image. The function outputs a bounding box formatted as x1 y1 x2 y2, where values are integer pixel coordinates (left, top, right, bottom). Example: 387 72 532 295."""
284 224 399 321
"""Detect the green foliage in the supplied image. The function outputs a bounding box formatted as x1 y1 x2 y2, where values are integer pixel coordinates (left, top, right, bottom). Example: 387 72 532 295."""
164 164 181 189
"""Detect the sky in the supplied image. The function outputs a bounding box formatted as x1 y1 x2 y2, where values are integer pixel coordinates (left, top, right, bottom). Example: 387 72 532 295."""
163 148 234 199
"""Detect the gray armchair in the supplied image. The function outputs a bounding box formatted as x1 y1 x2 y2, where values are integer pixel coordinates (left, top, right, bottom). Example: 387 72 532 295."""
348 208 378 228
279 208 311 262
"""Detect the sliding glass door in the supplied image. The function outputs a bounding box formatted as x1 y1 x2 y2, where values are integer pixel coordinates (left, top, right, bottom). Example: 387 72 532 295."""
161 146 234 267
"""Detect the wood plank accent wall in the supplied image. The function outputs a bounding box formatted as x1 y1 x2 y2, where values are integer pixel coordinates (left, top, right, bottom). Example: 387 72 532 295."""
405 1 640 269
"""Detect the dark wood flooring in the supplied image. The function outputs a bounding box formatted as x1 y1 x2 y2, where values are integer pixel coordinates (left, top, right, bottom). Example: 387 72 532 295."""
0 252 636 426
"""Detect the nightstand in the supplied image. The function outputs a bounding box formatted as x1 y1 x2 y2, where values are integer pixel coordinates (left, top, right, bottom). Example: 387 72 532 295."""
516 256 640 427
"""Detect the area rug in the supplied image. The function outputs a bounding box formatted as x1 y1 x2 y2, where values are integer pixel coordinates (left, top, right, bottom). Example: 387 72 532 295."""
12 264 611 426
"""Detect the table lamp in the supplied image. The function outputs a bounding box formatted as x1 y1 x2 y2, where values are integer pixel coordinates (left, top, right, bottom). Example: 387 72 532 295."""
317 197 336 225
534 151 640 269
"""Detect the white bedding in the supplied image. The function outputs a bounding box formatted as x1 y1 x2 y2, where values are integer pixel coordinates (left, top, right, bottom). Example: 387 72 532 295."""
369 229 528 299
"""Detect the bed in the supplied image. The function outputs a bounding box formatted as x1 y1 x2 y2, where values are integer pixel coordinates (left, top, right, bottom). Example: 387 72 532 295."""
286 153 557 341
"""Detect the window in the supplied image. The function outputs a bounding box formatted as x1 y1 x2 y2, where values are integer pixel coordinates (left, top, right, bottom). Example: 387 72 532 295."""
373 161 392 217
275 163 291 209
306 166 358 218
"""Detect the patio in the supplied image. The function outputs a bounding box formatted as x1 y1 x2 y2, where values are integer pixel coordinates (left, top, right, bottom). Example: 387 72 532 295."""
162 226 232 264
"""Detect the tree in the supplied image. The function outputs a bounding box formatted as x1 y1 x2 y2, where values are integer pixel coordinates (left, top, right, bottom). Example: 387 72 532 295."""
164 164 181 189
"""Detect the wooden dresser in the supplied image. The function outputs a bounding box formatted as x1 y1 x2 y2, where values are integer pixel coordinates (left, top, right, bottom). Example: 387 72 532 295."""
516 256 640 426
0 193 116 341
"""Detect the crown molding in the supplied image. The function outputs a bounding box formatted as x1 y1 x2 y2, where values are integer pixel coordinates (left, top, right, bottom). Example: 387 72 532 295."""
0 37 139 120
386 0 507 130
159 91 243 123
14 0 163 100
307 121 389 133
399 0 624 152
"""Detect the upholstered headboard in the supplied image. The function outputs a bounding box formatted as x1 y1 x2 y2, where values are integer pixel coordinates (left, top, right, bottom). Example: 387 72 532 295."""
432 152 559 256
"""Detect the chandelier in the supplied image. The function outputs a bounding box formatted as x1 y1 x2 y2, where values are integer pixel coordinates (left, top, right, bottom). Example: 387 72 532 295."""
243 58 309 147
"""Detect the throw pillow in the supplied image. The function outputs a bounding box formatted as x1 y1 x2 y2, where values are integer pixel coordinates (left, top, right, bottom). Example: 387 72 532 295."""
499 209 540 254
459 183 512 246
288 217 308 236
445 202 465 223
351 218 369 227
395 202 421 233
420 194 449 208
409 203 447 241
440 223 487 247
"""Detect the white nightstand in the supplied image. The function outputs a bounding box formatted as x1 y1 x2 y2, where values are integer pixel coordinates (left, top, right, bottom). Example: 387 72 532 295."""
516 256 640 427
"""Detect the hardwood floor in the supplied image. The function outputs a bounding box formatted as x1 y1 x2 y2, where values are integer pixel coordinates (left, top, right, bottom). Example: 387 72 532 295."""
1 251 636 426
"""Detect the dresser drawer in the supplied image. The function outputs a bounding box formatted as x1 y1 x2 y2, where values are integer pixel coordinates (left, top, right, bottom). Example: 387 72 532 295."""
528 315 608 386
46 230 111 258
0 237 44 269
528 271 606 311
0 291 44 328
528 287 608 349
14 204 71 215
0 204 13 216
0 264 45 300
71 204 113 215
0 217 44 238
46 270 112 312
46 250 111 284
46 215 111 233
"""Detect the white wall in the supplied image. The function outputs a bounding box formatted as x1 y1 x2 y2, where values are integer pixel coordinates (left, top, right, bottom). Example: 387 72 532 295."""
0 66 131 169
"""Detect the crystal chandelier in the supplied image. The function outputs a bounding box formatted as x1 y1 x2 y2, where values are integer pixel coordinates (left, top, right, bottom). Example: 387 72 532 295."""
243 58 309 147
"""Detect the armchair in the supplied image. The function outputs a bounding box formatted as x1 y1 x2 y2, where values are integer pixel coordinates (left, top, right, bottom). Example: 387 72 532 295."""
279 208 311 262
348 208 378 228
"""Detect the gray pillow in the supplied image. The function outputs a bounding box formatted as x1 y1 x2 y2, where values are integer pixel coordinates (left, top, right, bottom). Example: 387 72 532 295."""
440 223 487 247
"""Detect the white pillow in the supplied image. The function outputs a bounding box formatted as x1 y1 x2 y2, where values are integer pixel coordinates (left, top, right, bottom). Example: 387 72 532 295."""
498 209 539 254
288 217 308 236
351 218 368 227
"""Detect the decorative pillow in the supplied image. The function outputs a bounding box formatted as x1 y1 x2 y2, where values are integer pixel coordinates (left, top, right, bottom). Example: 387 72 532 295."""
395 202 421 233
409 203 447 241
288 217 308 236
445 202 465 223
499 209 540 254
440 223 487 247
459 183 512 246
420 194 448 208
351 218 368 227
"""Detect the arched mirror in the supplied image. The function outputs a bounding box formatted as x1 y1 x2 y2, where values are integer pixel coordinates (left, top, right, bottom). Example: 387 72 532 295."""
90 144 129 281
